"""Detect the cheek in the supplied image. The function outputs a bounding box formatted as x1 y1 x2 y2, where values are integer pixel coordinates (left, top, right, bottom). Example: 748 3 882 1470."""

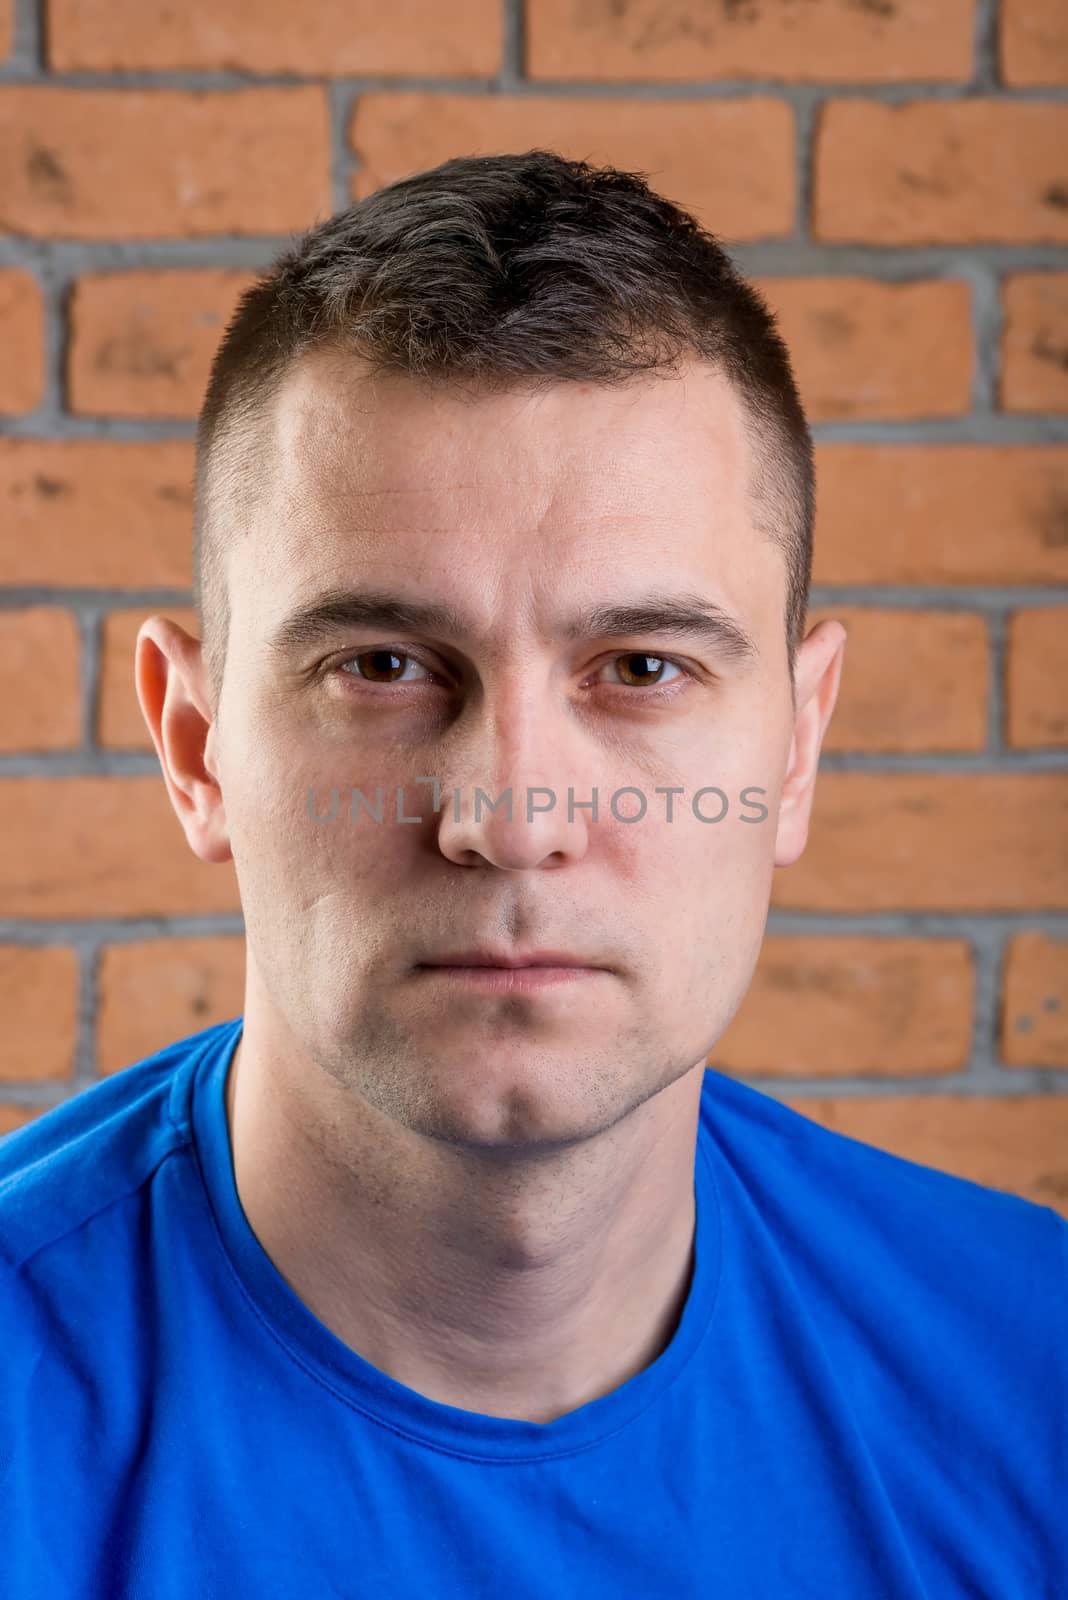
297 788 416 892
661 840 772 1019
217 722 331 891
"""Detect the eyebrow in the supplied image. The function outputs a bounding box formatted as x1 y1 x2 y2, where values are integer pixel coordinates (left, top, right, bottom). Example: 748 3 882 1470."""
266 586 760 667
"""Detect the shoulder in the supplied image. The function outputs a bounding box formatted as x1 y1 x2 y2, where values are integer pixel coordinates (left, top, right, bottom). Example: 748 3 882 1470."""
699 1066 1068 1318
0 1019 235 1273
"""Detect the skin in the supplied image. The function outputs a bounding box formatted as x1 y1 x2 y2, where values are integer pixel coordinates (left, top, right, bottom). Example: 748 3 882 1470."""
136 351 846 1426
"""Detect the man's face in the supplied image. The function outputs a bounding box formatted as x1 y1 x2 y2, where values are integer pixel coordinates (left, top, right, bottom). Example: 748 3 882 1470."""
199 353 825 1151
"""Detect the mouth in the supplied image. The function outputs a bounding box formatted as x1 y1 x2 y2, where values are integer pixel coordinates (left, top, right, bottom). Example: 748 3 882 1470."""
414 948 608 992
414 965 604 991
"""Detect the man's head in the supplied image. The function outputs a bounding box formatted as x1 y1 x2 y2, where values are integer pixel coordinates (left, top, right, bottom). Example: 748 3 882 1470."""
192 150 815 715
138 150 845 1155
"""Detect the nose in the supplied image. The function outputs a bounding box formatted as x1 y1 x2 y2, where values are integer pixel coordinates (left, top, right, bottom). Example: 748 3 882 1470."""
433 684 596 870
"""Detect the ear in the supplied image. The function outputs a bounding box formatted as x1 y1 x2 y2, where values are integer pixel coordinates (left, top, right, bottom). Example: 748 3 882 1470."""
774 618 847 868
135 616 232 866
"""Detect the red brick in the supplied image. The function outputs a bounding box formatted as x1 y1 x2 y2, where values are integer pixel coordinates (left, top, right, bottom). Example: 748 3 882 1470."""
68 270 259 419
0 0 10 61
1000 0 1068 85
0 778 239 918
0 439 193 587
48 0 500 73
0 608 81 751
0 87 331 239
0 945 79 1082
97 936 244 1074
1000 272 1068 413
771 774 1068 913
814 445 1068 585
527 0 975 83
755 276 972 421
0 269 45 416
714 937 973 1078
0 1105 40 1136
814 101 1068 243
1001 932 1068 1068
98 605 199 749
1005 608 1068 748
784 1094 1068 1217
351 93 795 241
806 605 988 753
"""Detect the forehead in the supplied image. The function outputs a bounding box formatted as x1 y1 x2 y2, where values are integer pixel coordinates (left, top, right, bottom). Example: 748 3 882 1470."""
270 351 752 524
229 351 780 649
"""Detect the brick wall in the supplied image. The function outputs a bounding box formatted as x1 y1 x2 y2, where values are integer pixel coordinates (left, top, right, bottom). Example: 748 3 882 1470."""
0 0 1066 1214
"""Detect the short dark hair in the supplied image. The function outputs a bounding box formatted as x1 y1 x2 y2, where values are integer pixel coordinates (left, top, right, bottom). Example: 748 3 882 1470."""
194 149 813 709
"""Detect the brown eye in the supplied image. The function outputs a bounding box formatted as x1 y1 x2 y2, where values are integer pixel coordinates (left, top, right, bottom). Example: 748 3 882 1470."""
609 653 681 689
339 650 431 685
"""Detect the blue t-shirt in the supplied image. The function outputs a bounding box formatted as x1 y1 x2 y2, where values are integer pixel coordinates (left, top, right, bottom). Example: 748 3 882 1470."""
0 1016 1065 1598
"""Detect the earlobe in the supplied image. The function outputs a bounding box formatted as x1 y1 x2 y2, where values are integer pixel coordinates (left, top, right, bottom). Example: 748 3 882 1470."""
135 617 233 868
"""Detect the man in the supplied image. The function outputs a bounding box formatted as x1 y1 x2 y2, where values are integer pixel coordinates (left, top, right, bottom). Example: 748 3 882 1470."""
1 151 1064 1598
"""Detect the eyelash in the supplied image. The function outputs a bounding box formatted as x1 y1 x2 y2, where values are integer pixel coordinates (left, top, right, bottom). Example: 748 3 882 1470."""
331 647 694 702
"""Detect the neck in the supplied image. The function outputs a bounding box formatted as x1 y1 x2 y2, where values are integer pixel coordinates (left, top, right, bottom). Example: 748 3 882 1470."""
225 1018 704 1425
